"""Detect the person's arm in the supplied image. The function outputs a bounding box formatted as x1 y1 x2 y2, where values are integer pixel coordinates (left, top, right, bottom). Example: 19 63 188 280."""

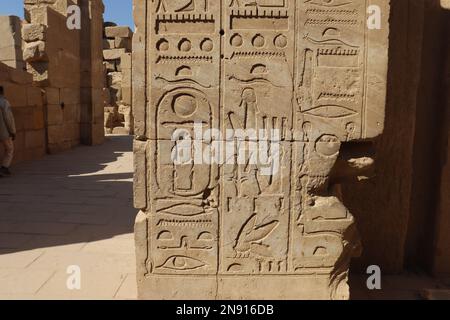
4 100 16 139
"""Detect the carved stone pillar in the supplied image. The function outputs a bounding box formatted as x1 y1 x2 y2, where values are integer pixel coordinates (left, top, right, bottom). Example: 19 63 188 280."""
133 0 390 300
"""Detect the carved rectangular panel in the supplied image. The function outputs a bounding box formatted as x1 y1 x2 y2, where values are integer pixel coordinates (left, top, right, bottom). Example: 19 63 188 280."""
135 0 390 299
147 0 221 276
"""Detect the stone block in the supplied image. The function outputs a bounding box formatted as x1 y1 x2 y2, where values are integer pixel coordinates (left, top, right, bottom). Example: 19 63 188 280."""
103 38 115 49
1 59 24 70
115 37 132 51
22 23 46 42
105 26 132 38
112 127 130 135
91 122 105 145
109 86 122 104
4 83 27 107
63 104 80 123
25 129 45 149
0 16 22 47
0 16 23 68
27 86 43 107
107 72 122 86
120 52 132 70
0 65 10 81
0 45 21 61
31 105 45 130
26 62 49 85
46 104 64 126
61 88 80 105
45 87 60 105
102 87 111 106
24 5 48 24
9 69 33 85
121 86 132 106
104 60 117 72
103 48 126 60
11 108 29 131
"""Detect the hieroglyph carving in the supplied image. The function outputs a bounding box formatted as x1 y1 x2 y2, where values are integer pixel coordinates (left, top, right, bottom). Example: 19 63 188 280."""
134 0 389 300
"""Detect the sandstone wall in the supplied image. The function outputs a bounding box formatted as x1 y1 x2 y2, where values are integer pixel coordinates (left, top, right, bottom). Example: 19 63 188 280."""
79 0 105 146
103 24 133 135
343 0 450 275
132 0 390 299
0 16 25 70
24 0 81 153
0 15 46 164
23 0 104 153
0 1 104 165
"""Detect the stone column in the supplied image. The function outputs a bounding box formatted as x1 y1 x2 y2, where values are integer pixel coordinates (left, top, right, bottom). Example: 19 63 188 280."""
80 0 105 145
133 0 390 299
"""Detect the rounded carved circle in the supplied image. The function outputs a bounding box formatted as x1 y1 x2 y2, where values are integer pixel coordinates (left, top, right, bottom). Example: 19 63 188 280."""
274 34 288 48
346 122 356 133
315 135 340 157
200 38 214 52
230 33 243 47
252 34 265 48
178 38 192 52
156 38 169 51
172 94 197 117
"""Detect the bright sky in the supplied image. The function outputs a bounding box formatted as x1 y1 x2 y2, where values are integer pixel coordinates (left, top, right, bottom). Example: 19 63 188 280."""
0 0 134 28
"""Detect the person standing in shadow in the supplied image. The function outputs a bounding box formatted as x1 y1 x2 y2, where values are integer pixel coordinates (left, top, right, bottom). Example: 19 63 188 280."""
0 86 16 177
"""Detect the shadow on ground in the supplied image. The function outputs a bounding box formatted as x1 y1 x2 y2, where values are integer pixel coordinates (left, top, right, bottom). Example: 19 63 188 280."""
0 135 136 254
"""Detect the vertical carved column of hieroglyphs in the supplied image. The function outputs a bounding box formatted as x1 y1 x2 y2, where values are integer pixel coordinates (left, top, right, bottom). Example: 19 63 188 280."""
134 0 222 298
221 0 295 278
290 0 389 299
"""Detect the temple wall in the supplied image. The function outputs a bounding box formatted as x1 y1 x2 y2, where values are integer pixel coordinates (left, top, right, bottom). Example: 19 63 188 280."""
343 0 450 276
0 0 105 164
0 16 45 164
132 0 391 300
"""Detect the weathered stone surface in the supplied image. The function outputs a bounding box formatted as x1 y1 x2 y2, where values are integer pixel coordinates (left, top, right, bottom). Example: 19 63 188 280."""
22 23 46 42
103 49 125 60
107 71 122 86
23 41 47 62
0 16 24 69
133 0 390 299
102 26 133 135
115 37 132 51
9 68 33 85
105 26 132 38
103 39 115 49
104 60 116 72
0 62 45 165
339 0 450 275
120 52 132 70
103 48 126 61
0 15 22 47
